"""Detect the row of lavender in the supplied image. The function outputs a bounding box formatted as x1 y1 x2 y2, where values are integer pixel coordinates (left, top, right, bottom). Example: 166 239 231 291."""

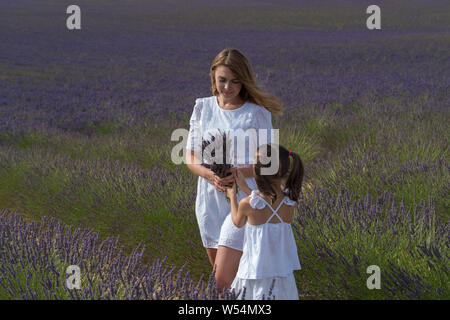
0 78 447 298
0 208 242 300
294 186 448 299
1 180 447 299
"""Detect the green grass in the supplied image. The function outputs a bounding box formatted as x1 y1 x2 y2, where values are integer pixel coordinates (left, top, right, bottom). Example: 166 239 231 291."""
0 95 448 297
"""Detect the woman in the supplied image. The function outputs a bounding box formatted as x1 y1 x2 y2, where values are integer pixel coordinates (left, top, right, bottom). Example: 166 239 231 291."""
185 48 283 291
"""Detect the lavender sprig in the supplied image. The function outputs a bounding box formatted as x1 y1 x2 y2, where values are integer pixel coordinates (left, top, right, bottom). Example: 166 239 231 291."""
201 129 234 178
201 130 239 201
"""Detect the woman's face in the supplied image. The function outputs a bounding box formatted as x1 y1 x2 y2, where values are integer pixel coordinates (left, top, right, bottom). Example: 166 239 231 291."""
214 65 243 101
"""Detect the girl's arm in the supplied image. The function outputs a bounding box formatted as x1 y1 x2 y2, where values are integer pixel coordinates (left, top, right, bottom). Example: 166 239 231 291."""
234 168 253 196
238 165 254 178
230 195 249 228
240 185 252 196
226 183 249 228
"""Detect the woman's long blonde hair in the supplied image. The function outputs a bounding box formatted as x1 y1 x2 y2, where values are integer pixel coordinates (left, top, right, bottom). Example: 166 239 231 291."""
210 48 283 115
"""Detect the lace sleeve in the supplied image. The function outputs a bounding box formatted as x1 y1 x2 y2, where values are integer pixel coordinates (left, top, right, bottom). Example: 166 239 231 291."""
186 98 203 152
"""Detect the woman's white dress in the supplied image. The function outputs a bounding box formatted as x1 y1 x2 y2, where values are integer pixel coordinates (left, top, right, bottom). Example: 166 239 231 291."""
231 190 301 300
186 96 273 249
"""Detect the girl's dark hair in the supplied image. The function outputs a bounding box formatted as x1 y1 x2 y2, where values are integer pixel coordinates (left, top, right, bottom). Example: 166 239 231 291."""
253 144 304 203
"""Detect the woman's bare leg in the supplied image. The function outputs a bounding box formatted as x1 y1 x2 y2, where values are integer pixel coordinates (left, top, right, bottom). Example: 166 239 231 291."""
214 245 243 291
206 248 217 267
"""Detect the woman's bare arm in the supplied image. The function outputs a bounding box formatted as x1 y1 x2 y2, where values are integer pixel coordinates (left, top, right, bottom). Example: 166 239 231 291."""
185 149 234 193
185 149 212 180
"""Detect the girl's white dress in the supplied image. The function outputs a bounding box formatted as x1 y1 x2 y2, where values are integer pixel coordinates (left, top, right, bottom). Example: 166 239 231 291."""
186 96 273 249
231 190 301 300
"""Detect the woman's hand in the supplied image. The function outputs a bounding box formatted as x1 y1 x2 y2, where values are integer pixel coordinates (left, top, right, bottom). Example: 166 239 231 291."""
207 168 235 193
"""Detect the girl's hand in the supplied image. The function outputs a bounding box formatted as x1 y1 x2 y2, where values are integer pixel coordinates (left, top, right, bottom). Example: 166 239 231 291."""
226 180 237 199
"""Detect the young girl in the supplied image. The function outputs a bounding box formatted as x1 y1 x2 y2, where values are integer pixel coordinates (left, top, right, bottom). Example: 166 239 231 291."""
226 143 303 300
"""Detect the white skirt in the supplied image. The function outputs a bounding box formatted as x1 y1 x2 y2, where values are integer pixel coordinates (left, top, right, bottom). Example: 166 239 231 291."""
230 273 299 300
218 213 245 251
217 178 257 251
196 176 256 249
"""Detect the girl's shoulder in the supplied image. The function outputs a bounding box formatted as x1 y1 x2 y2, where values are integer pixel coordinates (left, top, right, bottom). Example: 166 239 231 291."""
239 196 253 212
248 189 296 210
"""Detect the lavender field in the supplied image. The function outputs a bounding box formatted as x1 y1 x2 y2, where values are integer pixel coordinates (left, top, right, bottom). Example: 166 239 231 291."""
0 0 449 299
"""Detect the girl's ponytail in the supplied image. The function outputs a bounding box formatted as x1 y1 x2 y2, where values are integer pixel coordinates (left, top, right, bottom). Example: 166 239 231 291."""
284 150 304 202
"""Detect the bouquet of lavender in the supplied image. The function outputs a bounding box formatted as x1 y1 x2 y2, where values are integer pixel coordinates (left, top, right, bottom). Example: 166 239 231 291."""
201 130 238 201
